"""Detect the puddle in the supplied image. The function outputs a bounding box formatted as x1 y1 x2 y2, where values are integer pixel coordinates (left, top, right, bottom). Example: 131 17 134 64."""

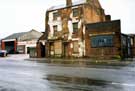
0 88 16 91
44 75 110 87
43 75 128 91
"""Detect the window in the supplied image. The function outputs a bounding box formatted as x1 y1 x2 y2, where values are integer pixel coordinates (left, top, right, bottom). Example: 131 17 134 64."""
121 35 127 46
73 22 78 32
73 41 79 53
53 25 58 35
91 35 113 47
131 38 134 46
73 8 79 17
53 12 59 20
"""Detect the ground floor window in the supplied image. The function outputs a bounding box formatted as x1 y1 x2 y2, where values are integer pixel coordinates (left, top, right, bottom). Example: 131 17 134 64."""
54 41 62 55
91 35 113 47
17 45 25 54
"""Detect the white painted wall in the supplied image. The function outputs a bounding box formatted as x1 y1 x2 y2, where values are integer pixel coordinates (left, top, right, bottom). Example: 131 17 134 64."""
48 11 62 38
68 20 73 40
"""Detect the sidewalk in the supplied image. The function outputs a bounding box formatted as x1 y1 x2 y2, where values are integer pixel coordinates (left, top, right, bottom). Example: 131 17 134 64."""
1 54 29 61
26 57 135 67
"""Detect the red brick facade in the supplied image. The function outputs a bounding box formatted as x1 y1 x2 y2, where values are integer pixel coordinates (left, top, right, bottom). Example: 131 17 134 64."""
85 20 121 59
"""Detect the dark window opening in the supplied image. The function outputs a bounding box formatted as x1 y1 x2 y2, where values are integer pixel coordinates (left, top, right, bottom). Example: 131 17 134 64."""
53 25 58 35
53 12 59 20
73 22 78 32
73 8 79 17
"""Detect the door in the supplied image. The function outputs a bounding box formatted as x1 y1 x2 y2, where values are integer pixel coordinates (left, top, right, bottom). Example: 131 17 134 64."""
63 42 68 57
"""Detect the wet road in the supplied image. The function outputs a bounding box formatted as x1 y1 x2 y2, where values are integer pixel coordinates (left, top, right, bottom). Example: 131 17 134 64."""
0 55 135 91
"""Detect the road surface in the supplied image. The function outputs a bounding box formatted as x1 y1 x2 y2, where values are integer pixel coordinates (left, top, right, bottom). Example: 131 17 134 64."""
0 54 135 91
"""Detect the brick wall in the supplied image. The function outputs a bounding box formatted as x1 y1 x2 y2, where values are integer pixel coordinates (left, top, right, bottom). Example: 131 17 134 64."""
85 20 121 59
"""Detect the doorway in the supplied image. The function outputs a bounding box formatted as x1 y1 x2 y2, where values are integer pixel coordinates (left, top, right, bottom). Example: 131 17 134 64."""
63 42 69 57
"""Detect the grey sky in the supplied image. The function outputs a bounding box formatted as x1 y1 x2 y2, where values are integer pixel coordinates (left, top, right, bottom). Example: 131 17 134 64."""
0 0 134 39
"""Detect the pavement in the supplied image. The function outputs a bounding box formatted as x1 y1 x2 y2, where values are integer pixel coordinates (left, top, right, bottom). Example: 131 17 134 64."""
27 57 135 67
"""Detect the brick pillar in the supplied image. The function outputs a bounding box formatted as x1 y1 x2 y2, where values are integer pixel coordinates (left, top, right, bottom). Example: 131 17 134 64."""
36 42 41 58
14 40 17 53
1 40 5 50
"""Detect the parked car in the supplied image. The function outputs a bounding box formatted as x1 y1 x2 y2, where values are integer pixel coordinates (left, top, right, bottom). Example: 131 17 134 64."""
0 50 8 57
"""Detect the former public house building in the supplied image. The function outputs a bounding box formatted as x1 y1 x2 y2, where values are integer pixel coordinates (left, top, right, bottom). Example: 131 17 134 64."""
37 0 135 59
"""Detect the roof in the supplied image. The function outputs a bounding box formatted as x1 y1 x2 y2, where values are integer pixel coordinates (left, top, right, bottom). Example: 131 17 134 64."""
48 0 86 11
3 29 43 41
4 32 27 40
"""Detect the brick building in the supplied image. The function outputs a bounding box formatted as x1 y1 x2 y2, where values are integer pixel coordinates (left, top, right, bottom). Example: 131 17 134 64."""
85 20 135 59
37 0 134 59
85 20 121 59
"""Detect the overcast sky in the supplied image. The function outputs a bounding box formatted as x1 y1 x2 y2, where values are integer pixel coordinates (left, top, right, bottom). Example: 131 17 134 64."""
0 0 134 39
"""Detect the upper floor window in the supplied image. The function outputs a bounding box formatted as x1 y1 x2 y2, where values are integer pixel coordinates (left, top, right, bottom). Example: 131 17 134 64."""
73 8 79 17
53 12 59 20
91 35 113 47
53 25 58 35
73 22 78 32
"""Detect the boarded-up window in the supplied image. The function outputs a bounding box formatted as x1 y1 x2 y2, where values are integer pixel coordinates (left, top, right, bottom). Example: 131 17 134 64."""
54 41 62 55
50 44 54 53
50 43 54 55
73 22 78 32
73 8 79 17
73 41 79 53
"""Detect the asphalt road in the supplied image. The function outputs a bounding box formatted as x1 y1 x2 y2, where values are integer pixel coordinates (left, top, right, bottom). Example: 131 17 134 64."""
0 54 135 91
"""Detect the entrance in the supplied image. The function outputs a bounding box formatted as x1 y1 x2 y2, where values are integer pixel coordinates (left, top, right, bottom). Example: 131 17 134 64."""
5 41 15 54
63 42 69 57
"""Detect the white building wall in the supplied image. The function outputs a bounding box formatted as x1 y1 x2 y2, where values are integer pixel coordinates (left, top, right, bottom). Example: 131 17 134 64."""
48 11 62 39
68 20 73 40
18 40 37 54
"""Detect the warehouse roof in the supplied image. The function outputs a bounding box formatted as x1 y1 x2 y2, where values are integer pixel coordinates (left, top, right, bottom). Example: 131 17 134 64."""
4 32 26 40
3 29 43 41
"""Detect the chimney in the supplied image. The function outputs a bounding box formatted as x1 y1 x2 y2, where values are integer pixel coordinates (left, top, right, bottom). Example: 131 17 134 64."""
105 15 111 21
66 0 72 6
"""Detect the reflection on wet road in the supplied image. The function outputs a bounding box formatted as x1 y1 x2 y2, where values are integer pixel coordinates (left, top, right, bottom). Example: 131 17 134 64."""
0 55 135 91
